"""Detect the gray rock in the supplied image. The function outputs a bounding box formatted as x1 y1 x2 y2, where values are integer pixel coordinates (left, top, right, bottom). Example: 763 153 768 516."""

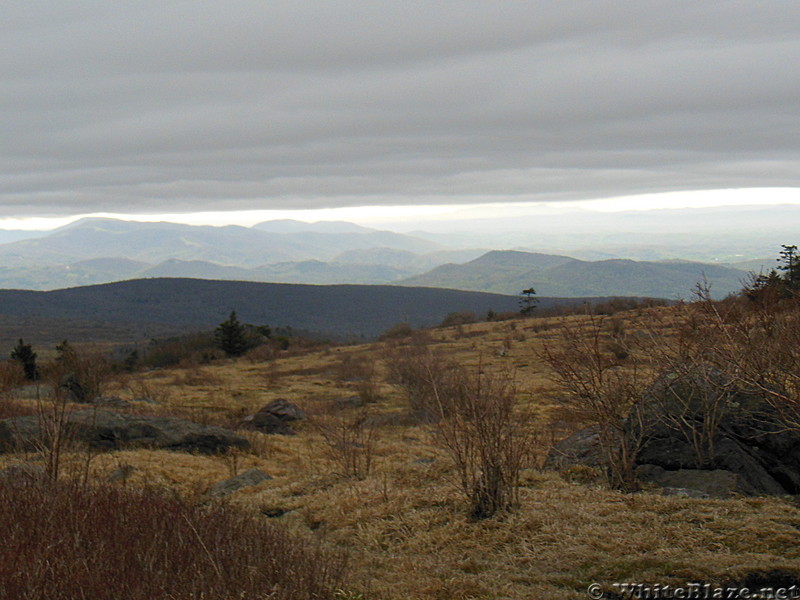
241 399 306 435
0 409 250 454
260 399 307 422
546 367 800 497
660 487 711 499
207 468 272 497
132 396 158 405
545 426 604 470
107 465 137 483
91 396 132 409
637 464 753 498
0 463 47 483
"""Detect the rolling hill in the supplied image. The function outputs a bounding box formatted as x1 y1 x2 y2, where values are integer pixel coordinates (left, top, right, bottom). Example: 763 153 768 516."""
0 279 524 342
401 250 749 298
0 278 650 350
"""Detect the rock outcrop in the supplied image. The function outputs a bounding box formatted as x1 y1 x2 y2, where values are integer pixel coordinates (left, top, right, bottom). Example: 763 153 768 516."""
0 410 250 454
546 368 800 497
241 399 306 435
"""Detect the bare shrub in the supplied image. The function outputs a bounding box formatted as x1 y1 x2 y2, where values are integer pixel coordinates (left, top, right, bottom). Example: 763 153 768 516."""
385 341 466 422
54 342 112 403
124 379 173 405
0 360 31 419
34 362 84 482
379 322 414 341
0 360 25 393
542 314 647 492
0 479 347 600
637 294 745 468
683 284 800 436
431 366 533 519
313 407 376 479
335 354 381 404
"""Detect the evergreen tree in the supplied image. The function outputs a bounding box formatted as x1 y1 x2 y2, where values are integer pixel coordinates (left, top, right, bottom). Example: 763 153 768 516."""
215 311 249 357
10 339 38 380
778 244 800 289
519 288 539 316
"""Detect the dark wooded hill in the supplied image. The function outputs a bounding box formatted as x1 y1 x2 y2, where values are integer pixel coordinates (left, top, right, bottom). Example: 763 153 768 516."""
0 278 650 350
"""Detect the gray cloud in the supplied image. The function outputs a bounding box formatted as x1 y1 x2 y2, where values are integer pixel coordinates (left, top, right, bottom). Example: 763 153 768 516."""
2 0 800 217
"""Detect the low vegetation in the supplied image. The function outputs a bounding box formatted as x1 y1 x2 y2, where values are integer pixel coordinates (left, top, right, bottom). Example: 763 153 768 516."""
2 249 800 599
0 479 346 600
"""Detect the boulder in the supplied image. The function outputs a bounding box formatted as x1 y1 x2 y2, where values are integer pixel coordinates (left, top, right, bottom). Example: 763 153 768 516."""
259 399 306 422
0 463 48 483
207 468 272 498
90 396 133 409
0 409 250 454
636 464 755 498
545 367 800 497
545 426 604 470
241 399 306 435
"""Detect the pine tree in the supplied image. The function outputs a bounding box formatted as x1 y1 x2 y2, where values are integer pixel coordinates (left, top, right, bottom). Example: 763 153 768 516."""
519 288 538 316
778 244 800 289
215 311 249 357
10 339 38 380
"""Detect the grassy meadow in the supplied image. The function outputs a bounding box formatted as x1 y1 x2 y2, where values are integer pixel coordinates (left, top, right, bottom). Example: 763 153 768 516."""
2 308 800 599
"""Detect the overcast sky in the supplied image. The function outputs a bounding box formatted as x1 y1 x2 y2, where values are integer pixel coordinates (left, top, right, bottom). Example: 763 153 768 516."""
2 1 800 222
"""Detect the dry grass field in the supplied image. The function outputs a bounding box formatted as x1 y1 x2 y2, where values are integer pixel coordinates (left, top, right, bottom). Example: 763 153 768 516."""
3 307 800 599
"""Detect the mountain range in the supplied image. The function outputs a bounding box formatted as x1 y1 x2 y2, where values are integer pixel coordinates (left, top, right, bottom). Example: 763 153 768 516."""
400 250 750 299
0 216 768 298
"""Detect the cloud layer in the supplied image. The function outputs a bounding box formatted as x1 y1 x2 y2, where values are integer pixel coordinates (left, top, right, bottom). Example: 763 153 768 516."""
2 1 800 216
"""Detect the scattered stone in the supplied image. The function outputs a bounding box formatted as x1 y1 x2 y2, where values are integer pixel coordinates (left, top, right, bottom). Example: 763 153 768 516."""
241 399 306 435
107 465 137 483
91 396 132 409
332 396 365 410
132 396 158 405
207 469 272 498
261 507 288 518
260 399 307 422
0 463 47 483
637 464 752 498
9 384 55 400
413 458 436 465
660 487 711 499
545 426 604 470
0 410 250 454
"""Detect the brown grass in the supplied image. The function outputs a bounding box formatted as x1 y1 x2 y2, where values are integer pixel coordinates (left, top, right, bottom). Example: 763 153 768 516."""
3 307 800 599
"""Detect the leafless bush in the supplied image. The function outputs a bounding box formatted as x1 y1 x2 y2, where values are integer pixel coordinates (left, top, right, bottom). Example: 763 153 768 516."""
313 408 376 479
54 343 112 403
542 314 647 492
685 285 800 435
335 354 381 403
0 361 30 419
385 340 467 422
34 362 83 482
431 366 533 519
124 379 173 405
637 294 743 468
0 479 347 600
379 322 414 341
0 360 25 394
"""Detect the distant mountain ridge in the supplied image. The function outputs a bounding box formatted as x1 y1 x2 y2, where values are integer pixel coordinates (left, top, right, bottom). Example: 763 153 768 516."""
0 218 439 268
0 217 759 298
400 250 749 299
